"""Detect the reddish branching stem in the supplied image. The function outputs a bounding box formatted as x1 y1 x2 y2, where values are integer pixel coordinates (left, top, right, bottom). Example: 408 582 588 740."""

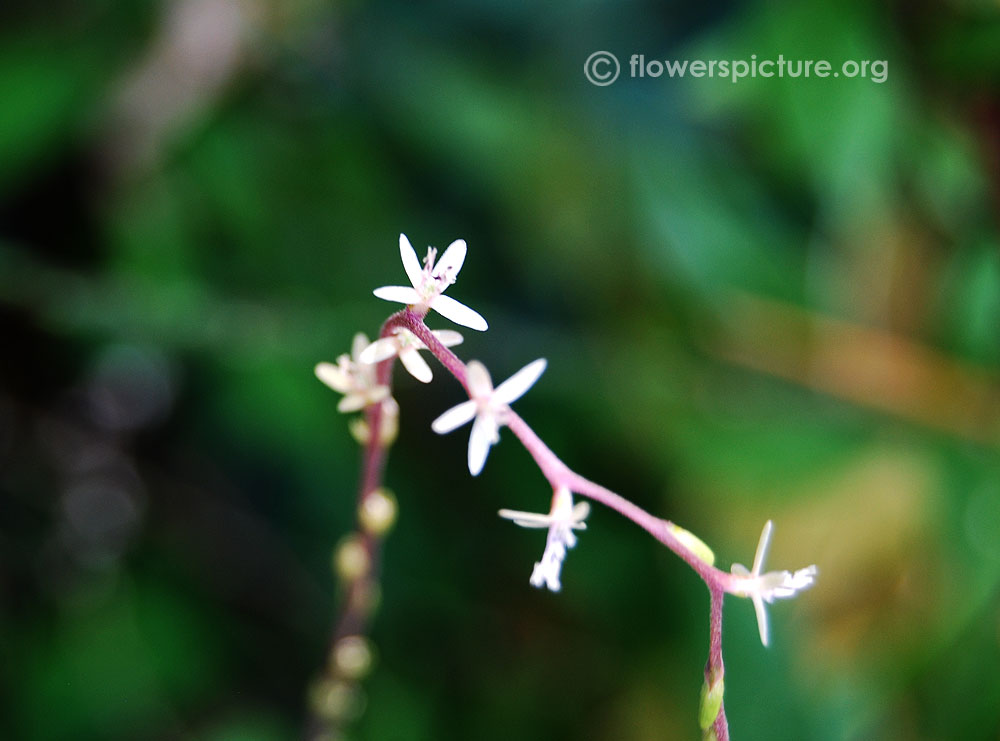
708 587 729 741
401 309 738 594
317 307 735 739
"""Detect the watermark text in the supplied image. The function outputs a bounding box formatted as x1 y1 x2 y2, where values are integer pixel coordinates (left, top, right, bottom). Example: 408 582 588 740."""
584 52 888 86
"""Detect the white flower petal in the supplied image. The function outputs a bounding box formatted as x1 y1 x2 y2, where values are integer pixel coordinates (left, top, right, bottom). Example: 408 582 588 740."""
430 294 488 331
431 399 478 434
753 595 770 647
399 233 423 288
391 327 423 349
789 565 818 590
529 531 572 592
530 560 560 592
351 333 371 361
373 285 421 304
434 239 467 283
367 386 391 405
493 358 547 406
337 393 367 413
315 362 351 393
399 348 433 383
467 413 498 476
753 520 773 575
431 329 464 348
499 494 589 531
465 361 494 399
497 509 555 528
359 338 399 365
765 566 818 601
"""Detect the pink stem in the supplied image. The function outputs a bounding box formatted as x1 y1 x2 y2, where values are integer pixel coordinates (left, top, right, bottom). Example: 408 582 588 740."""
385 310 733 740
308 310 413 739
402 311 737 593
708 586 730 741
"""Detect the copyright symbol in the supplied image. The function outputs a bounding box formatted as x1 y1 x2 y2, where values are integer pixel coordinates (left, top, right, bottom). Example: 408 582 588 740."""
584 51 620 86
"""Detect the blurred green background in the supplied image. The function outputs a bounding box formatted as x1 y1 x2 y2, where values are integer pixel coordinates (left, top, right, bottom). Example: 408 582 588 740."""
2 1 1000 739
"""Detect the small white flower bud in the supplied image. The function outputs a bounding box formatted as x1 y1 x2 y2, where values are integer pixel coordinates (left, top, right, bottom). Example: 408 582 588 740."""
333 535 370 582
358 488 397 536
332 636 374 680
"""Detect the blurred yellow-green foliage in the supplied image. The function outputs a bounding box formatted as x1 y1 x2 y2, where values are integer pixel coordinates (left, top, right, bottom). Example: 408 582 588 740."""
2 1 1000 739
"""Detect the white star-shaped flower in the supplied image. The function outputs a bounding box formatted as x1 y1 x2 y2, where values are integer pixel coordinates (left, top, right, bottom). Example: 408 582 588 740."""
730 520 817 647
358 328 463 384
431 358 546 476
373 234 488 331
315 333 391 412
499 486 589 592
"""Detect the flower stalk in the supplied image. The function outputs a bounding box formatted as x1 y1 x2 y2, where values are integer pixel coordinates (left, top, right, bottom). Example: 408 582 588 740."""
312 235 817 739
703 586 729 741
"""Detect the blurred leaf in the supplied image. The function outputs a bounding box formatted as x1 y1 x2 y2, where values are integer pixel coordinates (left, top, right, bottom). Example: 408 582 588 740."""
199 713 293 741
938 241 1000 365
0 39 104 193
13 578 223 740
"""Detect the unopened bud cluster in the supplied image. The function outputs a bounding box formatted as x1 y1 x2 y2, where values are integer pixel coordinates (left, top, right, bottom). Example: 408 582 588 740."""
310 634 374 723
331 488 398 604
317 489 397 737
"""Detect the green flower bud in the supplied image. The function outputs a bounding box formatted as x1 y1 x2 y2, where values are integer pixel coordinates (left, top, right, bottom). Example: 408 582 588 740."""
699 673 725 731
670 524 716 566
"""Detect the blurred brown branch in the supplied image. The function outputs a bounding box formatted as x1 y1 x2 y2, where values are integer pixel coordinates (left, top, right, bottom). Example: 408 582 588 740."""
708 291 1000 447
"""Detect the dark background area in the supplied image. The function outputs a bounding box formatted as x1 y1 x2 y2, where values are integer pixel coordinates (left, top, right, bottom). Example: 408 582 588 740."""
2 1 1000 739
